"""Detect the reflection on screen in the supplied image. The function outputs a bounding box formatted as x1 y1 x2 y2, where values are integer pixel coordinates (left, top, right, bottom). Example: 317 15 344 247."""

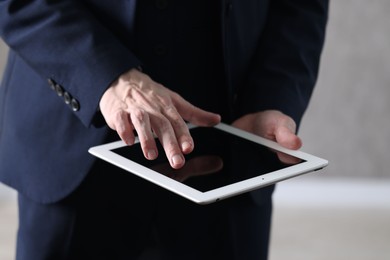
112 127 304 192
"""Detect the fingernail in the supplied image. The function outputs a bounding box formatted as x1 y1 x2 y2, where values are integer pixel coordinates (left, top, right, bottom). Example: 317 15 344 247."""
171 154 183 167
147 150 157 160
181 141 192 152
125 136 134 146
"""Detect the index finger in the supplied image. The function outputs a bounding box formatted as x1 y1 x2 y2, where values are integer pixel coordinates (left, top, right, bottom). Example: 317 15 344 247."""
170 92 221 126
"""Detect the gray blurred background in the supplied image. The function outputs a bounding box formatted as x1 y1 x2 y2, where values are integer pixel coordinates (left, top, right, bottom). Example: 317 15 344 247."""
300 0 390 179
1 1 389 259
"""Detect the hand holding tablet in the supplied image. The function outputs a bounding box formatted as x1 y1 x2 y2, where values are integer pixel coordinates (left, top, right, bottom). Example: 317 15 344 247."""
89 123 328 204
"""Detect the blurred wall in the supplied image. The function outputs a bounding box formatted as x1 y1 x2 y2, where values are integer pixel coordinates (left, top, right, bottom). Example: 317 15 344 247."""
300 0 390 179
0 0 389 180
0 40 6 79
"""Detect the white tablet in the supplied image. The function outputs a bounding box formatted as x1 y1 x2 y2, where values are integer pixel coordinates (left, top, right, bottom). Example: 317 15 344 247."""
89 123 328 204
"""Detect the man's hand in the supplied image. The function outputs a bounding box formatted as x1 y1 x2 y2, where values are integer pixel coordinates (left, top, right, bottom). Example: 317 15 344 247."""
232 110 302 164
99 69 221 169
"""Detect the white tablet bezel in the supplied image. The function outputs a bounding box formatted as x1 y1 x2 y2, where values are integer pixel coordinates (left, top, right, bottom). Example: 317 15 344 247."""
88 123 328 204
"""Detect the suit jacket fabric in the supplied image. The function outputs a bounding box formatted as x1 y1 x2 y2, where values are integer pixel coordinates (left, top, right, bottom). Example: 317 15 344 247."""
0 0 328 203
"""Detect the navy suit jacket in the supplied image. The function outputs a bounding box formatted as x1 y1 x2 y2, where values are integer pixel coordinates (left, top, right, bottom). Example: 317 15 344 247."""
0 0 328 203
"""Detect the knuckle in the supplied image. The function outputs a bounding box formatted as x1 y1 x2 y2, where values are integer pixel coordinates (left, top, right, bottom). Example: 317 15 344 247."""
165 104 176 113
158 95 173 107
163 107 185 127
113 109 126 122
139 138 151 150
139 130 153 143
171 117 185 129
132 108 147 123
166 144 180 156
155 116 171 130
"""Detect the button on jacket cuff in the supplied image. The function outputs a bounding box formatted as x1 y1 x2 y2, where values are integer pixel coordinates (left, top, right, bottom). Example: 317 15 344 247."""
47 50 141 128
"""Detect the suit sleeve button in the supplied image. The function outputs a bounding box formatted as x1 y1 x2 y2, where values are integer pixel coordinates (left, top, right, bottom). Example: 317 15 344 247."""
55 84 64 97
63 92 72 105
70 98 80 112
47 78 56 90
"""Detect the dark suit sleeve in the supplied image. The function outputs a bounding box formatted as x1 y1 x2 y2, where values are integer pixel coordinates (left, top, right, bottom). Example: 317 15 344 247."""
238 0 329 126
0 0 140 127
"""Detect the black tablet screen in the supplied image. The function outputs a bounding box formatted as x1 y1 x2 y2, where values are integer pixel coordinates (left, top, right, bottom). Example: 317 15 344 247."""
112 127 304 192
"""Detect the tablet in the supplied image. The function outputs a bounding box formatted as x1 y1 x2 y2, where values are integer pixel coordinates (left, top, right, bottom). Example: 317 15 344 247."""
89 123 328 204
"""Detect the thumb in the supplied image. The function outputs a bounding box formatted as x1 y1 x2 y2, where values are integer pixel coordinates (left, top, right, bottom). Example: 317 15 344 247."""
275 125 302 150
